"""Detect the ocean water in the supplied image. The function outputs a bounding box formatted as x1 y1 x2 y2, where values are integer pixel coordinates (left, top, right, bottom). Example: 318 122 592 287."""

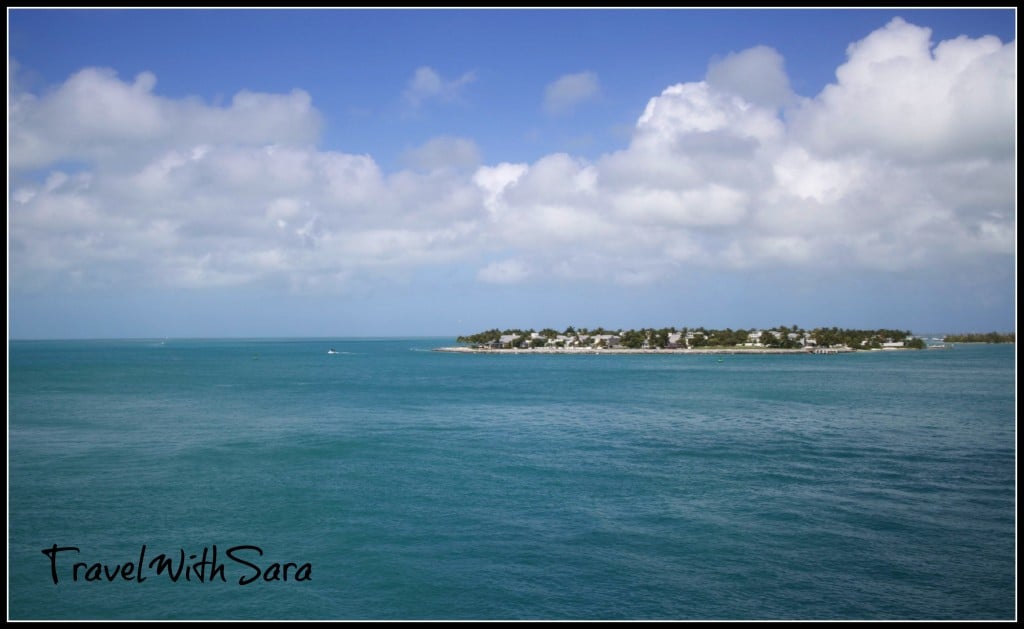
7 338 1016 620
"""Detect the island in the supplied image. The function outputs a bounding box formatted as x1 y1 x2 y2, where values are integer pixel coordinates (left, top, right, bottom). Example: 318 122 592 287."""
436 326 931 354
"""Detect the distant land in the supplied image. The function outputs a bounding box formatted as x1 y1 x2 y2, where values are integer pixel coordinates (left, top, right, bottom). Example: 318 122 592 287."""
439 326 958 353
942 332 1015 343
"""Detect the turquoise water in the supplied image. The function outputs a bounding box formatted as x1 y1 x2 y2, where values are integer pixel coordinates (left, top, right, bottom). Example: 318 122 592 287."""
7 339 1016 619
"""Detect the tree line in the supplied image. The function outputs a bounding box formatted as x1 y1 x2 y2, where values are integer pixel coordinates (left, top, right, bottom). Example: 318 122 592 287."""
457 325 927 350
943 332 1015 343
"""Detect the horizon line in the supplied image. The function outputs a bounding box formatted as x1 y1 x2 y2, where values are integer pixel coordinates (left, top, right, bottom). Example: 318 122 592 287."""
8 329 1015 343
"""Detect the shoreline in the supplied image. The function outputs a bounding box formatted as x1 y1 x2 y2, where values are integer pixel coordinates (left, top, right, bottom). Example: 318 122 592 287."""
433 346 854 355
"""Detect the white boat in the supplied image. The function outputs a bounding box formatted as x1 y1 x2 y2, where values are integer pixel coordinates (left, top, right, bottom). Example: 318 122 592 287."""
327 348 339 355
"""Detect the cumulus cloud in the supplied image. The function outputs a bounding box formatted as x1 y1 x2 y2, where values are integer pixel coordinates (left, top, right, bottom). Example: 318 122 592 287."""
543 71 600 115
486 25 1010 279
8 18 1016 299
790 17 1016 162
403 66 477 108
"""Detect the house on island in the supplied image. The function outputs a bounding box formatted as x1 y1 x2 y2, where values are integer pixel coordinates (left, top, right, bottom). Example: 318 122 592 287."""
491 334 519 349
590 334 621 348
743 330 765 347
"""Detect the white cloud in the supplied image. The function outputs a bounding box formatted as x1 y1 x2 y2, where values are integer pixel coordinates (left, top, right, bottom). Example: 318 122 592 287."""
790 17 1015 162
611 184 749 227
543 71 600 115
634 81 784 145
9 65 321 170
8 19 1015 298
403 66 477 108
473 162 528 213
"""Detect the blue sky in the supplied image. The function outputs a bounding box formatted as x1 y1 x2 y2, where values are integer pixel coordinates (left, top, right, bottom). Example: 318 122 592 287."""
8 8 1017 338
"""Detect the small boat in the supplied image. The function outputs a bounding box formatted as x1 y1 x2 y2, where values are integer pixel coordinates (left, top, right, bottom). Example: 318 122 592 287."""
327 348 339 355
